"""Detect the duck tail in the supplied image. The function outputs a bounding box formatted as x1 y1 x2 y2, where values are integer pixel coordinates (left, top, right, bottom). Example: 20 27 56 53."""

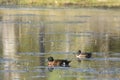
68 60 71 63
86 53 92 58
66 60 71 64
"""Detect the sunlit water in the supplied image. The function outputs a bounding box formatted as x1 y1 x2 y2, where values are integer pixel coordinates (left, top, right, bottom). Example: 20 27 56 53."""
0 7 120 80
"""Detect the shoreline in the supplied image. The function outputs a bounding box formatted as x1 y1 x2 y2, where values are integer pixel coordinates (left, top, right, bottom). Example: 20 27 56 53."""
0 1 120 9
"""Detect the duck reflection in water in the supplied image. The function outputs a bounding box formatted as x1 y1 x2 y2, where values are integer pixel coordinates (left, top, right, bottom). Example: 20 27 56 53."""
47 56 71 72
75 50 92 62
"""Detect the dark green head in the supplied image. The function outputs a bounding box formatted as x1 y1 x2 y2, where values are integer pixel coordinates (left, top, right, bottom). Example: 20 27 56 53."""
76 50 81 55
48 56 54 61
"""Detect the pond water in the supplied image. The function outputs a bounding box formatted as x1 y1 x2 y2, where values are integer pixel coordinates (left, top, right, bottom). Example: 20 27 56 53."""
0 7 120 80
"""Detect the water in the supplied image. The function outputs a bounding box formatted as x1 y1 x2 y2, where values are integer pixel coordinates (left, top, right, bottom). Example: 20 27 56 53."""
0 7 120 80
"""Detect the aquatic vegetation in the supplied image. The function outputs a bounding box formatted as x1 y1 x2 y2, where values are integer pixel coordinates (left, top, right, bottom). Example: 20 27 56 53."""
0 0 120 8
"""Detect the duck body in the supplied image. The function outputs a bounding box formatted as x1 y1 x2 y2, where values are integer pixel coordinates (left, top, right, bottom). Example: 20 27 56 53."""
48 56 71 67
76 52 92 58
76 50 92 59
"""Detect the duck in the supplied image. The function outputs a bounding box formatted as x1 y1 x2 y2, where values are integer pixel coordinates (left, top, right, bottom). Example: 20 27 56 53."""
75 50 92 59
47 56 71 67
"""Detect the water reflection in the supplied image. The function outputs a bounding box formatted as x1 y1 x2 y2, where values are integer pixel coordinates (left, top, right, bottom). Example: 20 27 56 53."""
2 14 19 80
0 8 120 80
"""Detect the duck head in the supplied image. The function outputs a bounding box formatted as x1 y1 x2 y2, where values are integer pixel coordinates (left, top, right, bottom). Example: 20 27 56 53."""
48 56 54 62
47 56 54 67
76 50 81 55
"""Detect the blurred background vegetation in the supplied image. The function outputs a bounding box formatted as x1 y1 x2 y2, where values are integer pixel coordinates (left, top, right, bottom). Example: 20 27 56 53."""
0 0 120 8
